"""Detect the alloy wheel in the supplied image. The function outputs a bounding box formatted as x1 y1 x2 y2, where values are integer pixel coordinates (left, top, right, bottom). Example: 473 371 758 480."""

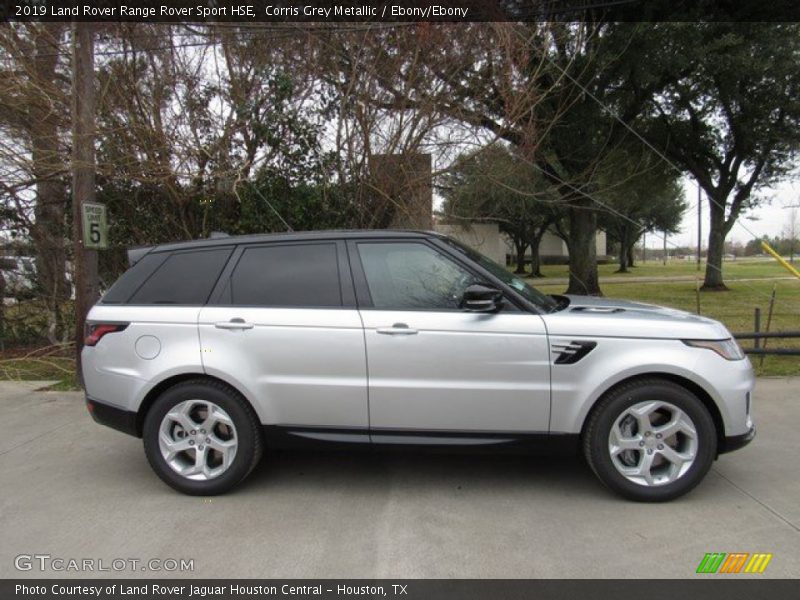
158 399 238 481
608 400 698 487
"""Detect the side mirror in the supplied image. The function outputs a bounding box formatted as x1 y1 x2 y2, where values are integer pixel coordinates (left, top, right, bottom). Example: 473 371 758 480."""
461 283 504 313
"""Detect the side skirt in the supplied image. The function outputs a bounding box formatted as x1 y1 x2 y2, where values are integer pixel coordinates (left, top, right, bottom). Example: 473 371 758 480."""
263 426 579 456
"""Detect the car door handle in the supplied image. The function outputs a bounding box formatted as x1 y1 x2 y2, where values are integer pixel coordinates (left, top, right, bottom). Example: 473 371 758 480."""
376 323 418 335
214 318 254 330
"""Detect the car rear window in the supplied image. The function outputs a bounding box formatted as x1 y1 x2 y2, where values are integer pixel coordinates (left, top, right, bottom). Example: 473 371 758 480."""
120 247 232 305
101 253 167 304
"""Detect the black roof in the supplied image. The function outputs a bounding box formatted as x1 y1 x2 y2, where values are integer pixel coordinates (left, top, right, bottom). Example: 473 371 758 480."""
128 229 442 264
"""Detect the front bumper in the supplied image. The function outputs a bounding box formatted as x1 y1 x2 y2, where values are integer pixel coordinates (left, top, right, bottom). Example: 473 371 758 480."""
86 396 140 438
720 424 756 454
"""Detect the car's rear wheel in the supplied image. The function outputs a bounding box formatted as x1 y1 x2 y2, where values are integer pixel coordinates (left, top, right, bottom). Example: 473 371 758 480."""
143 380 262 495
583 378 716 502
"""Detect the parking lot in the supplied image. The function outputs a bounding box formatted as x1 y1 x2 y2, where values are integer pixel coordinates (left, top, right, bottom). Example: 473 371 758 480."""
1 378 798 579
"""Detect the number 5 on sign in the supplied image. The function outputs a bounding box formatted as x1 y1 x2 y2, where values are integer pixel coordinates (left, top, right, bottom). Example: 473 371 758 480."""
81 202 108 249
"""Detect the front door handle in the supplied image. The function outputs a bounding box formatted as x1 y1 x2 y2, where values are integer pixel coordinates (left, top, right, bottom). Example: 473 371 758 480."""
376 323 418 335
214 318 254 330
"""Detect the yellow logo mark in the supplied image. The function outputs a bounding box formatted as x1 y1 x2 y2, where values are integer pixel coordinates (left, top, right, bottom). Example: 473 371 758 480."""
744 553 773 574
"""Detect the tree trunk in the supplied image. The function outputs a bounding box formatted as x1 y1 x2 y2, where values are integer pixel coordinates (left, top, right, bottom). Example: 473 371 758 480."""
513 238 528 274
702 198 729 290
616 230 629 273
627 239 636 267
0 267 4 352
565 201 601 295
30 24 70 343
527 233 544 278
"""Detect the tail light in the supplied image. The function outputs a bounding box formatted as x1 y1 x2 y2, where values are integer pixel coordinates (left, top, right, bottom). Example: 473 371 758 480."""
84 323 128 347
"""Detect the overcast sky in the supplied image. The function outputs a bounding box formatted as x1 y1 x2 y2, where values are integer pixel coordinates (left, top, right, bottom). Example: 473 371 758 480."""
654 177 799 250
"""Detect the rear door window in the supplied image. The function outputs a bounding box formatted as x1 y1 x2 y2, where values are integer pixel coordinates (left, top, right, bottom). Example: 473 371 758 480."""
226 243 342 307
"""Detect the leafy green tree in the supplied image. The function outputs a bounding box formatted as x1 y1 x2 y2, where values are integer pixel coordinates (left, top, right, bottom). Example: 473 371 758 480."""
233 169 357 235
633 23 800 289
440 145 562 276
402 23 684 294
596 149 687 273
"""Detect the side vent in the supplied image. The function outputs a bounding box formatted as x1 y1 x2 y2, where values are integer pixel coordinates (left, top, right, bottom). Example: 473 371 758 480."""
552 341 597 365
570 306 624 314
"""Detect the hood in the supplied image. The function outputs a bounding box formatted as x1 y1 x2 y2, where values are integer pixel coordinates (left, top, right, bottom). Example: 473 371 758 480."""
541 295 731 340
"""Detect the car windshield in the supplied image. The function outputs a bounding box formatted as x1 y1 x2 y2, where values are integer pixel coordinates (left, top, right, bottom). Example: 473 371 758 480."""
440 237 559 313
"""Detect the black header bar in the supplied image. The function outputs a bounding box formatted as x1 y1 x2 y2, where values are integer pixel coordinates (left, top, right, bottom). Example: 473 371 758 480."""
3 0 800 23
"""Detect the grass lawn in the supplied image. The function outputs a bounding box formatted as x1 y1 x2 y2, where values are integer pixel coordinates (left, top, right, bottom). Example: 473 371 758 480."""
0 345 78 391
526 259 800 376
526 257 796 281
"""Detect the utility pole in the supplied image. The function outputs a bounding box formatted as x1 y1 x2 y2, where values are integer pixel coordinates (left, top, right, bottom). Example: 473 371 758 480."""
697 185 702 271
72 23 98 384
663 230 667 265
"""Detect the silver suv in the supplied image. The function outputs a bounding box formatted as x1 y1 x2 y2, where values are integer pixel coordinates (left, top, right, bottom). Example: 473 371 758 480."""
83 231 755 501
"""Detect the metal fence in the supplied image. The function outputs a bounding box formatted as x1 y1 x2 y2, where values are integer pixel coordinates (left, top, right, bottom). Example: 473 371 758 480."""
733 331 800 356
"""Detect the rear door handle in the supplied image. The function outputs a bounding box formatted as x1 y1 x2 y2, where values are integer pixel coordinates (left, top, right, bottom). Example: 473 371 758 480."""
214 318 254 330
376 323 418 335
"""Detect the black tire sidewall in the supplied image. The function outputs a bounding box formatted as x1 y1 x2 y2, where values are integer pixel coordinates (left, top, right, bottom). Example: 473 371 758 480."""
587 381 717 502
143 382 259 495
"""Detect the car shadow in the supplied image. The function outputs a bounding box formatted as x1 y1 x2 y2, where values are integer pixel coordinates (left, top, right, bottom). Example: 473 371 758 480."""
243 447 604 498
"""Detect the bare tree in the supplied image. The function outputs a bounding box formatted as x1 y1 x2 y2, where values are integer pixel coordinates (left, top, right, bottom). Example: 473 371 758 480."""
0 23 71 342
308 24 487 228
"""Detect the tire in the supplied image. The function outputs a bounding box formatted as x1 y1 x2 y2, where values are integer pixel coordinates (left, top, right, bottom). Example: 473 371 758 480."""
143 379 263 495
583 378 716 502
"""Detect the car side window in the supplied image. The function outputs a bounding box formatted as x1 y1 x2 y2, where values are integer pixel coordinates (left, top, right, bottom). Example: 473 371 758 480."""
357 242 478 310
227 243 342 307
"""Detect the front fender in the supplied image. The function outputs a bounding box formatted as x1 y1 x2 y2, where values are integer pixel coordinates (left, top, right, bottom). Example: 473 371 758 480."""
548 337 749 436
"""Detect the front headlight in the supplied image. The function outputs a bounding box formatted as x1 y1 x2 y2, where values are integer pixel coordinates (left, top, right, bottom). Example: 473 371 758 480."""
682 338 746 361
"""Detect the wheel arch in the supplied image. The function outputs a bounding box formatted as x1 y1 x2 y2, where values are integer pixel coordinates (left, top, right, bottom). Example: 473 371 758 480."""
135 373 257 437
579 372 726 454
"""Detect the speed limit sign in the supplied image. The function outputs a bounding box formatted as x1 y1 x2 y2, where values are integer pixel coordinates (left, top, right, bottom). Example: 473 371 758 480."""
81 202 108 250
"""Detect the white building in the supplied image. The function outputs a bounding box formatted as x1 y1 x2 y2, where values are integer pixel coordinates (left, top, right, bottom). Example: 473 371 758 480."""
434 222 607 265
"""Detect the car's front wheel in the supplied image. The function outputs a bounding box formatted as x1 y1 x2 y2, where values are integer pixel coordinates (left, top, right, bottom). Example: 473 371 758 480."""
583 378 717 502
143 380 263 495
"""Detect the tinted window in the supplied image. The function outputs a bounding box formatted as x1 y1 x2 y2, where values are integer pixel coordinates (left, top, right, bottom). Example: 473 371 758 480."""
228 243 341 307
357 242 478 310
101 253 166 304
129 248 232 305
